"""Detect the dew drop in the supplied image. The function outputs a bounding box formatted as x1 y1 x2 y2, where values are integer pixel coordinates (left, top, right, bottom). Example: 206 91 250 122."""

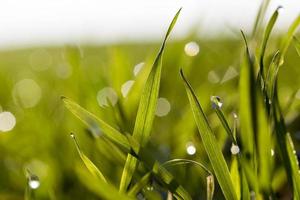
230 144 240 155
146 186 154 191
70 133 75 138
0 112 16 132
210 96 223 109
133 62 145 76
12 79 42 108
155 98 171 117
186 142 196 155
221 66 238 83
121 80 135 98
271 149 275 156
207 70 220 84
233 112 238 119
28 175 40 189
184 42 200 57
97 87 118 107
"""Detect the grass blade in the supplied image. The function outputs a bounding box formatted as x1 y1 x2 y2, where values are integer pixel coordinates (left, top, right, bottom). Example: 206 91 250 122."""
133 7 181 146
70 133 107 183
152 161 192 200
75 163 133 200
162 159 212 175
279 14 300 65
62 97 191 199
286 133 300 199
206 175 214 200
256 92 272 195
266 51 281 100
293 36 300 56
128 172 152 196
272 94 300 198
180 69 237 200
210 96 236 144
61 96 131 151
120 8 181 192
259 6 281 77
230 157 241 199
162 159 214 200
251 0 271 38
239 31 257 173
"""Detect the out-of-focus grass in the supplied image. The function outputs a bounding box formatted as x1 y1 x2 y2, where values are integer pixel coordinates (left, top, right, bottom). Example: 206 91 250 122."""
0 16 300 199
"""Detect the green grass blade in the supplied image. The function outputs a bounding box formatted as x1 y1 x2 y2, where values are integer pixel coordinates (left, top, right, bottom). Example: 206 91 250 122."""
61 96 131 151
230 157 241 199
132 7 181 146
206 175 215 200
251 0 271 38
259 6 281 77
128 172 152 196
152 162 192 200
162 159 212 175
75 163 133 200
266 51 281 100
272 95 300 198
293 36 300 56
180 69 237 200
162 158 214 200
61 96 190 199
210 96 236 144
239 31 257 171
286 133 300 199
279 14 300 65
256 93 272 194
120 8 181 192
70 133 107 183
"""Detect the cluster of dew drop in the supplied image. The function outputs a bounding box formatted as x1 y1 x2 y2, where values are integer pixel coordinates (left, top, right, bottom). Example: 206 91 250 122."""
28 174 40 189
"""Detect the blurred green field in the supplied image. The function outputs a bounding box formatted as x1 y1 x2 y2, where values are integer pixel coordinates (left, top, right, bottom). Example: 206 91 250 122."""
0 26 300 199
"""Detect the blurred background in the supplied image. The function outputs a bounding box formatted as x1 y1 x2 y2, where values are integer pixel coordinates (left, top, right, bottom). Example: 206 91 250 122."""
0 0 300 199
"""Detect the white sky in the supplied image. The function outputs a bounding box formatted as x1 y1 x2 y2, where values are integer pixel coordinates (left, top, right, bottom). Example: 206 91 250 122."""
0 0 299 48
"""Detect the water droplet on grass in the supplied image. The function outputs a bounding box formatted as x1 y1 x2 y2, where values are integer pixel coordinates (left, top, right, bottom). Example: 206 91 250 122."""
0 112 16 132
210 96 223 109
184 42 200 57
97 87 118 107
121 80 135 98
271 149 275 156
155 98 171 117
207 70 220 83
186 142 196 155
12 79 42 108
133 62 145 76
28 175 40 189
233 112 238 119
230 144 240 155
146 186 154 191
